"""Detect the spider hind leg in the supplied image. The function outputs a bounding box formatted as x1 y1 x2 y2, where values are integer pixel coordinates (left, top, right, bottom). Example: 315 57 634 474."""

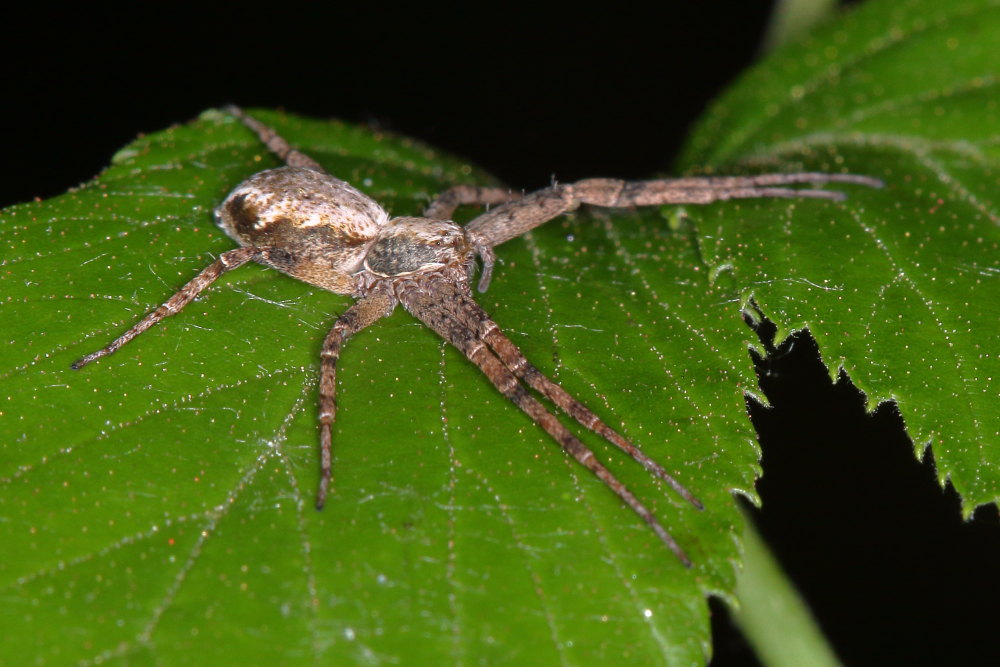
71 247 262 369
225 105 328 173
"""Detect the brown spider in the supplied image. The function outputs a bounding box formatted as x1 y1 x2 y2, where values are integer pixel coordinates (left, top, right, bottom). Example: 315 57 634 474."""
72 107 882 565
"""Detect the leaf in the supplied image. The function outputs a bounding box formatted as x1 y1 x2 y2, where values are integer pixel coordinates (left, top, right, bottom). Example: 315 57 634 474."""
1 1 995 664
679 0 999 514
1 110 749 664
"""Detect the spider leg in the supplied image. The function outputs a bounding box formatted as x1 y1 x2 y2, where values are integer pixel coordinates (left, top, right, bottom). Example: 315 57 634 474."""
446 292 703 509
464 172 883 250
638 172 884 191
71 246 263 369
423 185 521 221
315 290 397 509
424 185 521 292
401 283 692 565
224 106 329 173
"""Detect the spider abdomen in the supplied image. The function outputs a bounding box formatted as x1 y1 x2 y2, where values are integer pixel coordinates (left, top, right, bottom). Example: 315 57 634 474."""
215 166 390 294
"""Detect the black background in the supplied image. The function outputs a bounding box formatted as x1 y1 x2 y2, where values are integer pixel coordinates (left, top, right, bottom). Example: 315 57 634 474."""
4 3 997 665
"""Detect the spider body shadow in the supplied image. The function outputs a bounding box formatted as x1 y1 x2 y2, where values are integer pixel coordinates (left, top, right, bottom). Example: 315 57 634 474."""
72 107 882 565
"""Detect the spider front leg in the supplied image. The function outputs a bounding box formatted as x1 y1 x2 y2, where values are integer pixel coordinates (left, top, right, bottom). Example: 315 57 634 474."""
423 185 521 220
71 246 264 369
446 293 702 508
463 172 884 252
315 290 396 508
400 280 693 565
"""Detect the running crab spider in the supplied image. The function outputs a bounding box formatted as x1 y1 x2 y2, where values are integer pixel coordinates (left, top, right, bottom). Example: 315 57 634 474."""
72 107 882 565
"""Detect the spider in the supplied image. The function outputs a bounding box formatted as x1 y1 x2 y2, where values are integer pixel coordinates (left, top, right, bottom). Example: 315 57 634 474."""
72 107 882 565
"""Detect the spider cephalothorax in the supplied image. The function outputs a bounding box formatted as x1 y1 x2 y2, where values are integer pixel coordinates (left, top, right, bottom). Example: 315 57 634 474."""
362 217 473 280
72 107 882 565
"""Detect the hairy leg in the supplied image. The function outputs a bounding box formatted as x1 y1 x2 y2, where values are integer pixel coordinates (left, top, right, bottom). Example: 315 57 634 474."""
72 246 263 369
400 282 692 565
444 292 703 508
316 290 397 508
423 185 521 220
225 105 328 173
465 172 883 250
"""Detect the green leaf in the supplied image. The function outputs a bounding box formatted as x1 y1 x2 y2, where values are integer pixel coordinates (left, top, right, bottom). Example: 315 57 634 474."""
1 110 747 664
1 0 996 663
679 0 999 515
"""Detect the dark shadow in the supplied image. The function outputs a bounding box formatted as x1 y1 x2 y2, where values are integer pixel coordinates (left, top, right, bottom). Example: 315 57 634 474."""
721 314 1000 666
709 595 762 667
